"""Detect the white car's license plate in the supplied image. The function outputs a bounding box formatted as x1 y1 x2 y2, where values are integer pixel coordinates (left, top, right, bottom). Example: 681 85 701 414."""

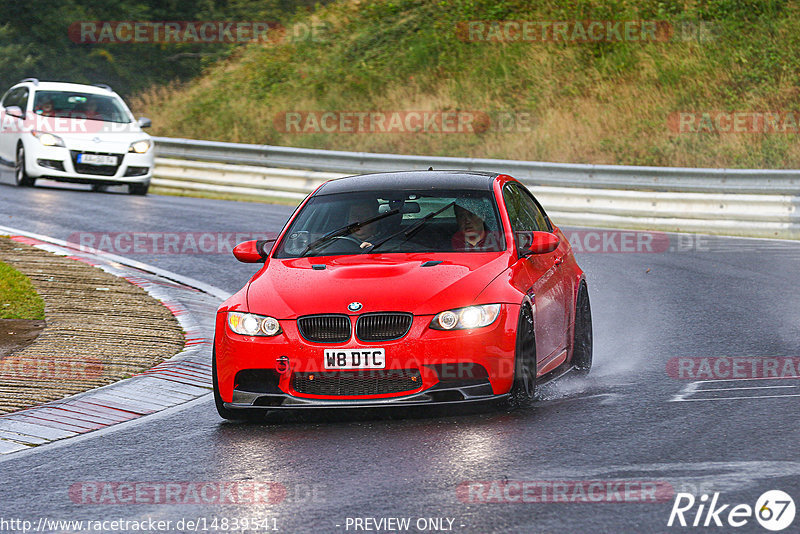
78 153 117 166
324 348 385 369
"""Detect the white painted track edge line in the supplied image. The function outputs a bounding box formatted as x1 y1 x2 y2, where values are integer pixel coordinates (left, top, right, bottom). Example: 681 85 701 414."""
0 393 214 464
671 394 800 402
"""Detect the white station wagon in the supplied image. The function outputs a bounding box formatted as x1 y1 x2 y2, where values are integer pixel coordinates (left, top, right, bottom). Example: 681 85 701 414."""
0 79 154 195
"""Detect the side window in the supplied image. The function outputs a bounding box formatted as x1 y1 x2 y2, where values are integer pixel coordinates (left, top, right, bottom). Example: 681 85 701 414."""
518 186 551 232
503 183 551 254
503 184 542 230
16 88 29 111
504 184 537 254
2 88 24 109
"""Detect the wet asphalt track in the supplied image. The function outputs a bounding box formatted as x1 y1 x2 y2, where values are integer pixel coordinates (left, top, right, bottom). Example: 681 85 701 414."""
1 178 799 534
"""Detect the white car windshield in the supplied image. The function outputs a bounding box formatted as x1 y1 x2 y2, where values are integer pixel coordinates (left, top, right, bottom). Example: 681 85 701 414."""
273 190 506 258
32 91 131 123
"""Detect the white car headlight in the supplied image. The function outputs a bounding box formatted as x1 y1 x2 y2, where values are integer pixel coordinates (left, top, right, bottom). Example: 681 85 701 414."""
128 139 151 154
430 304 501 330
33 131 65 147
227 312 282 336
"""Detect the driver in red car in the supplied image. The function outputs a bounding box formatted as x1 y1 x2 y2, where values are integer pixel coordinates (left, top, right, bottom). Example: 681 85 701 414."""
347 200 382 249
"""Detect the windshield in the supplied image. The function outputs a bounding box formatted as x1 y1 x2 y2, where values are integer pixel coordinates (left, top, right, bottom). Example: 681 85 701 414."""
32 91 131 123
273 190 506 258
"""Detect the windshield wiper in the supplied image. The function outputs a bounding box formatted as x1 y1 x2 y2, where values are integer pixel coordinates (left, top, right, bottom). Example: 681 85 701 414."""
299 208 400 257
370 201 455 252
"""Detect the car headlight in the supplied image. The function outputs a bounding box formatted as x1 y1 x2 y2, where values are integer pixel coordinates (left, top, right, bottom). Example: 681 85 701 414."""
430 304 501 330
128 139 151 154
33 131 65 147
227 312 282 336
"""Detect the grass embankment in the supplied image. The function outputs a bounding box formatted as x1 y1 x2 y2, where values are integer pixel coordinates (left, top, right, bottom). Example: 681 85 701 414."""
0 260 45 320
132 0 800 169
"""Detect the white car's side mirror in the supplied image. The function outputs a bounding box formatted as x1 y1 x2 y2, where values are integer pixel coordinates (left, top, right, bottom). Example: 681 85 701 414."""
5 106 24 119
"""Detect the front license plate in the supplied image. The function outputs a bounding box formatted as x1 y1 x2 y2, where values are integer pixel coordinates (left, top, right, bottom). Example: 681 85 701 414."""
324 348 386 369
78 153 117 166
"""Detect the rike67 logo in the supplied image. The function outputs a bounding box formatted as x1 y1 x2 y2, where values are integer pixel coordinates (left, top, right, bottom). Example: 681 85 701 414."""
668 490 795 531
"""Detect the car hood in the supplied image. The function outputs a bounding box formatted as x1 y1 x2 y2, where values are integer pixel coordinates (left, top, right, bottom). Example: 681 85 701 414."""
246 253 511 319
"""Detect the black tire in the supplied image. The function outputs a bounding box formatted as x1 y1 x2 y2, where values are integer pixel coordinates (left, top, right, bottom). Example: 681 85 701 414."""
505 305 537 410
128 182 149 195
571 283 593 376
15 145 35 187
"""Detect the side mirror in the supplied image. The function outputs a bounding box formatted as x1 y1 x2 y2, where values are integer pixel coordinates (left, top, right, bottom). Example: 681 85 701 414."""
232 239 274 263
521 231 560 255
5 106 24 119
138 117 152 128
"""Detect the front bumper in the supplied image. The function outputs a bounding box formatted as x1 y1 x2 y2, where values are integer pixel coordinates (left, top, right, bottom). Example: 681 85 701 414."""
24 141 153 184
214 304 520 409
228 383 504 410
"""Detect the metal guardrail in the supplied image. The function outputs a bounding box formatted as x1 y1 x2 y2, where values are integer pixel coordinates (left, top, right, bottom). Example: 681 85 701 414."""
152 158 344 201
152 137 800 239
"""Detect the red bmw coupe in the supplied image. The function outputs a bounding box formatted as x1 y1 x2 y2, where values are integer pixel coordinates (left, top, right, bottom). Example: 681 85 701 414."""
213 171 591 419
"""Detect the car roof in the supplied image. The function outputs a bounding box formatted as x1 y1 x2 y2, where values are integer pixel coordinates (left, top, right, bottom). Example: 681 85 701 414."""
316 170 500 195
16 81 117 96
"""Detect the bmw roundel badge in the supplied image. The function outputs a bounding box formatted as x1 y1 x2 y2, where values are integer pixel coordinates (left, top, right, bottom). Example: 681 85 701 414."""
348 302 363 312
